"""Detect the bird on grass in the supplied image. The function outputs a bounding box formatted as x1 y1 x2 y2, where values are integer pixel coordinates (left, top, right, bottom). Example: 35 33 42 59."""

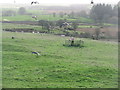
32 51 41 57
32 16 38 20
31 1 39 5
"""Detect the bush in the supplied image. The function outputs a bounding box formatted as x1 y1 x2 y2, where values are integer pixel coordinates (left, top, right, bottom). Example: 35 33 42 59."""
79 32 92 38
63 40 84 47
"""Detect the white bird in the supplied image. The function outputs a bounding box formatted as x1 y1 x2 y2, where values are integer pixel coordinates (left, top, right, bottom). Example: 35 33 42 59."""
32 16 37 20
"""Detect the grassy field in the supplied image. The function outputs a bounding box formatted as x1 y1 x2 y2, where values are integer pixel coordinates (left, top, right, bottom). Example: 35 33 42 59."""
2 31 118 88
2 23 42 30
2 23 97 30
1 14 63 21
1 12 93 22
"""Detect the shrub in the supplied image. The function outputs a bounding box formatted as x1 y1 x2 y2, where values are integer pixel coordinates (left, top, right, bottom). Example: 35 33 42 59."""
63 40 84 47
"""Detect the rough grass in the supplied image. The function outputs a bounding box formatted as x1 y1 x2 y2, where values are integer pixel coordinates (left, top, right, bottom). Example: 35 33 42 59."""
2 15 35 21
2 13 93 22
2 31 118 88
2 14 62 21
2 23 43 31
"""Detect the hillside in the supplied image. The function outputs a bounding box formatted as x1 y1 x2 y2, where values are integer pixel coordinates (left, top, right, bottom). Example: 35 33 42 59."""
2 31 118 88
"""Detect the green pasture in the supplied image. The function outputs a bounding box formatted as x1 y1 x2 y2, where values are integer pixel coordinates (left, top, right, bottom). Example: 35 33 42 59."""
2 31 118 88
78 25 97 28
2 23 42 30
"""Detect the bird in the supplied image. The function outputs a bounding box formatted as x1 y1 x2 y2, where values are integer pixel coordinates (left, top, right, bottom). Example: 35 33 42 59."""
31 1 39 5
91 0 94 4
32 16 37 20
32 51 40 56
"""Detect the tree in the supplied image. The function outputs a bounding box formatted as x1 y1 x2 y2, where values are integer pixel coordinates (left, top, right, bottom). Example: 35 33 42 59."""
38 20 52 32
79 10 88 18
112 5 118 17
72 22 78 30
59 12 64 18
90 4 113 23
18 7 26 15
95 28 101 40
56 19 66 28
70 11 75 18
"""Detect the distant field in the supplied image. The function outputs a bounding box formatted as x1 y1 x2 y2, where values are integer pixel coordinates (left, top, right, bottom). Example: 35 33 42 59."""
2 15 34 21
2 31 118 88
1 12 93 22
2 23 42 30
2 23 96 30
78 25 97 28
2 15 63 21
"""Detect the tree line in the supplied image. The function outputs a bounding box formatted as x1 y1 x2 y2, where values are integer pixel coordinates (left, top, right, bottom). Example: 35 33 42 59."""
90 3 118 24
2 3 119 25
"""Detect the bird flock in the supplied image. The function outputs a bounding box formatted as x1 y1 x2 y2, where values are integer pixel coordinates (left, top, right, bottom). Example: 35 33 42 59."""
31 1 39 5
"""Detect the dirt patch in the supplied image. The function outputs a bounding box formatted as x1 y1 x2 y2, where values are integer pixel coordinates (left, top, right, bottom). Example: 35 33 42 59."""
76 26 118 39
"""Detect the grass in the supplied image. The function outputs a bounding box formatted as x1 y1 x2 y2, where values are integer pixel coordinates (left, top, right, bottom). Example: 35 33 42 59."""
2 15 35 21
68 17 94 23
2 23 43 31
2 31 118 88
1 11 93 22
78 25 98 28
2 14 63 21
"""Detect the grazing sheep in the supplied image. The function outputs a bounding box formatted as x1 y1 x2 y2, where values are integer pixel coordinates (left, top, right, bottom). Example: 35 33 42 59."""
32 51 40 56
